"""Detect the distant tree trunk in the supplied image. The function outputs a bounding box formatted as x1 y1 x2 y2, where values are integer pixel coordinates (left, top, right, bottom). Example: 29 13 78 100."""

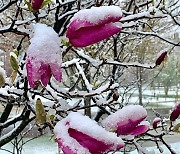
164 86 169 97
137 67 143 106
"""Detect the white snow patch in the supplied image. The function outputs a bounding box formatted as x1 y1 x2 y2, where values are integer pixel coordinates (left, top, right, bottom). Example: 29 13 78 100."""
71 5 122 24
0 67 6 79
27 23 61 69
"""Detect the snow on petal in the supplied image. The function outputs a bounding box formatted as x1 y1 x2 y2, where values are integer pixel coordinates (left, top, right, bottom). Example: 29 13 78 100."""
101 105 147 136
66 6 122 47
26 24 62 88
54 112 124 154
170 103 180 121
152 117 161 129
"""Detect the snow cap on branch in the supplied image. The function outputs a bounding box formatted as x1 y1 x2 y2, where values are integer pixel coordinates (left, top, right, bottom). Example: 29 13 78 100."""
66 5 122 47
170 103 180 121
102 105 149 136
54 112 124 154
26 23 62 88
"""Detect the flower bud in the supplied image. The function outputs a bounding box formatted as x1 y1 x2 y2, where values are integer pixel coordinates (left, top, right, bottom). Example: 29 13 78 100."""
113 92 119 101
30 0 44 11
152 117 161 129
155 51 167 66
170 103 180 121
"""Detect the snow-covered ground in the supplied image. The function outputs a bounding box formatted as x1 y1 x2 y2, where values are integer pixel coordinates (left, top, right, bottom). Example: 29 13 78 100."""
118 87 179 106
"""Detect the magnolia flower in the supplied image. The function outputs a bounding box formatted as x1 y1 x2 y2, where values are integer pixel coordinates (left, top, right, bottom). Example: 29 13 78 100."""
155 51 167 66
30 0 44 10
170 103 180 121
102 105 149 136
26 24 62 88
54 112 124 154
66 6 122 47
152 117 161 129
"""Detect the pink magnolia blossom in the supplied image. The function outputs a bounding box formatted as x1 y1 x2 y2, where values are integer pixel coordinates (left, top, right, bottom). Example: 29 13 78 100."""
170 103 180 121
26 24 62 88
54 112 124 154
102 105 149 136
152 117 161 129
30 0 44 10
66 6 122 47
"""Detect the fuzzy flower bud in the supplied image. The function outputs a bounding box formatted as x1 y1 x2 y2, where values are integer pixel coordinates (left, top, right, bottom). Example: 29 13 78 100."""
170 103 180 121
155 51 167 66
30 0 44 10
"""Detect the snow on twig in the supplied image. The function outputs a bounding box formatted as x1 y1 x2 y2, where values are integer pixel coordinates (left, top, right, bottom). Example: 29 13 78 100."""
75 62 93 92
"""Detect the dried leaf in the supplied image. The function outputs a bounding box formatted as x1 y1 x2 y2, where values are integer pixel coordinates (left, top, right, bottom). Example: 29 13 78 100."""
0 74 5 87
11 70 17 84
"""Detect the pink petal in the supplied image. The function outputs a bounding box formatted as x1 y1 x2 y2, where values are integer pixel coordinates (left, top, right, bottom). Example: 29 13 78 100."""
153 117 161 129
66 16 122 39
116 117 146 135
49 63 62 82
68 23 122 47
68 128 112 154
170 103 180 121
57 138 76 154
128 125 149 136
26 58 40 88
40 63 51 87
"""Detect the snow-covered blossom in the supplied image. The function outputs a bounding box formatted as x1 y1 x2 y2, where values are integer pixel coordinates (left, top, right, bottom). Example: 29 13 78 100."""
152 117 161 129
26 24 62 88
102 105 149 136
170 103 180 121
155 51 167 66
54 112 124 154
30 0 44 10
66 6 122 47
